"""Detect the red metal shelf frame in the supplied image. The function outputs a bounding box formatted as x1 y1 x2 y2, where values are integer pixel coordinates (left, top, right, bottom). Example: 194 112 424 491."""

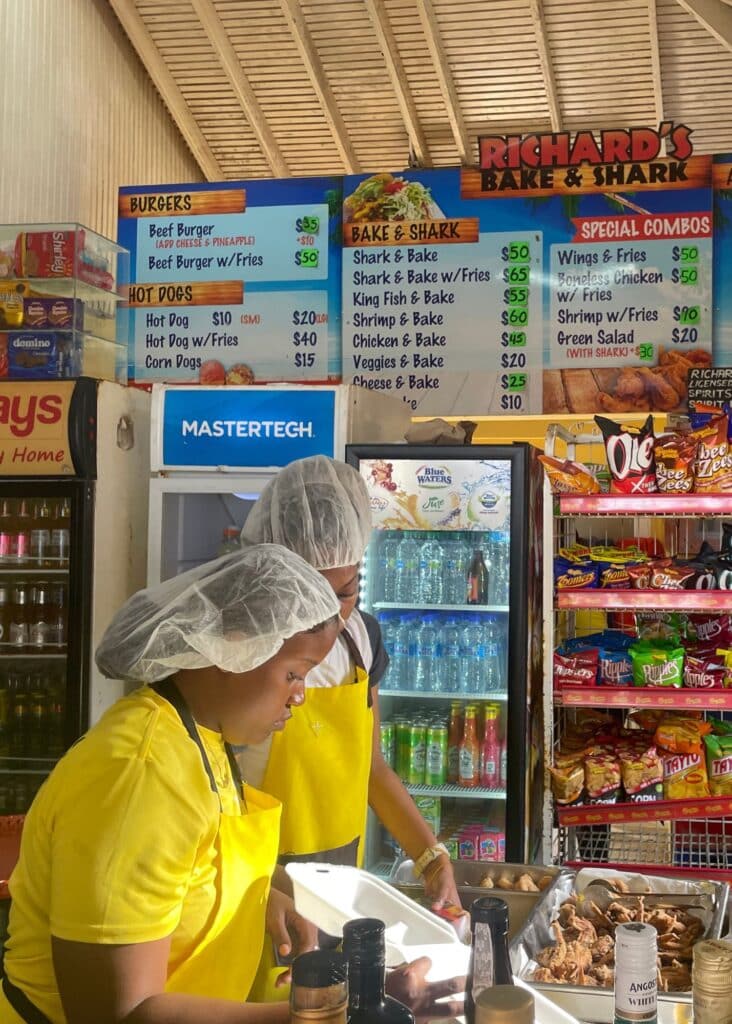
558 796 732 828
556 590 732 610
558 494 732 516
554 686 732 711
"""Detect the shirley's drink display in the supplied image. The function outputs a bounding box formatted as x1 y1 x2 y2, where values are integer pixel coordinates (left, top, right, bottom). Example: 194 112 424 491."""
459 704 480 788
465 896 513 1024
342 918 415 1023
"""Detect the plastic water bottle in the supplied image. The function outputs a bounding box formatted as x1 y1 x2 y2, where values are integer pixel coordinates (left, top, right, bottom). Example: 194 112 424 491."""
377 532 399 602
418 532 444 605
489 531 510 605
414 615 442 692
442 616 462 693
395 533 420 603
378 614 396 690
391 615 411 690
459 614 478 694
483 615 503 691
444 533 468 605
454 534 472 604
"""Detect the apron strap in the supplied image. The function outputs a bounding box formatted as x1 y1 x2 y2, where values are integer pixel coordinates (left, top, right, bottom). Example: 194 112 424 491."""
152 680 245 809
2 976 53 1024
339 627 367 676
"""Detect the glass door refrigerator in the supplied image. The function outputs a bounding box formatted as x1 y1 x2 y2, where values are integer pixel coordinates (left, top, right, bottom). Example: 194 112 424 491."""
0 379 150 920
346 443 545 873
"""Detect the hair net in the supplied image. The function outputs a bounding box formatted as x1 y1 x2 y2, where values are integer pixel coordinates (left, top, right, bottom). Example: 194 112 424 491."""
241 456 372 570
95 543 341 683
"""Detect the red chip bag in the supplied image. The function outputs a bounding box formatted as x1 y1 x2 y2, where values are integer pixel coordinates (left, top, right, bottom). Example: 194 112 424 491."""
553 649 599 688
654 432 697 494
595 414 657 494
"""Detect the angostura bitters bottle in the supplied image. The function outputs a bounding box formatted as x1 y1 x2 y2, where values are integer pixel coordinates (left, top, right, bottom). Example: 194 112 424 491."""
290 950 348 1024
342 918 415 1023
465 897 513 1024
613 923 657 1024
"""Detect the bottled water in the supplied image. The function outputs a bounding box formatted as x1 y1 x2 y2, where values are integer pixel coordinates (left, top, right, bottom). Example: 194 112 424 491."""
414 615 442 692
394 533 420 603
444 533 470 604
418 532 444 605
377 532 399 602
442 616 462 693
489 531 510 605
390 615 411 690
458 614 480 693
483 615 503 691
378 613 396 690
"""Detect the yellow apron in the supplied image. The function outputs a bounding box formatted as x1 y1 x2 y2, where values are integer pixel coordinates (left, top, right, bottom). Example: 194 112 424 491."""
0 680 281 1023
250 630 374 1003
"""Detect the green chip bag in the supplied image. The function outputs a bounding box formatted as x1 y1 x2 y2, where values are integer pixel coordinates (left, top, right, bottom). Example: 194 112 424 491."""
705 733 732 795
629 640 684 688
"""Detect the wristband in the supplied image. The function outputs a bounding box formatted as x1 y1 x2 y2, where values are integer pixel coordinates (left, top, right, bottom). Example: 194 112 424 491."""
413 843 450 878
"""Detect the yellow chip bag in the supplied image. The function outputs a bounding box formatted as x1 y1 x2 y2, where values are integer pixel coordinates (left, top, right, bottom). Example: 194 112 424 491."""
662 750 710 799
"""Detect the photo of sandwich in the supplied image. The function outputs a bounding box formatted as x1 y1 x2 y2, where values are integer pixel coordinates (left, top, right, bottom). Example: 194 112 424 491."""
343 173 441 223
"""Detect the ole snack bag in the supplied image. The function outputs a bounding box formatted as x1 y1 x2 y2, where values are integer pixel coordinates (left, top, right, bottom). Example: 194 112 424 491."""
595 414 657 494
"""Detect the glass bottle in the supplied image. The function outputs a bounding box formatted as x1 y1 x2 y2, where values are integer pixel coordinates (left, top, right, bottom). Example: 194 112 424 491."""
290 950 348 1024
479 705 500 788
9 584 30 651
51 498 71 567
342 918 415 1023
30 498 53 567
475 986 534 1024
49 583 67 648
614 923 657 1024
217 526 240 557
465 896 513 1024
29 582 51 650
0 500 15 564
692 939 732 1024
13 500 32 565
459 704 480 788
447 701 463 783
0 585 10 646
467 549 489 605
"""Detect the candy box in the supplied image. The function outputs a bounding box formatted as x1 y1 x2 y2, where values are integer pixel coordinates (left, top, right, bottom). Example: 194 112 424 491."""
22 296 82 331
6 332 73 379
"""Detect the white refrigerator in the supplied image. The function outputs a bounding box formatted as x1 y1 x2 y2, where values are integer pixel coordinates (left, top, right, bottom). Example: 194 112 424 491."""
147 384 411 584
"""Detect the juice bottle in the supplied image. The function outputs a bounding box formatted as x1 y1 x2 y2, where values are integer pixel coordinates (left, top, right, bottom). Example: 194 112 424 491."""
459 705 480 788
51 498 71 567
479 705 500 788
447 701 463 783
0 500 15 564
30 499 53 567
13 500 31 565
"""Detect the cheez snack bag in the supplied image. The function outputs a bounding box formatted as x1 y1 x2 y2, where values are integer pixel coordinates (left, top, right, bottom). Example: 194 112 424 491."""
654 432 697 494
595 414 658 494
692 413 732 492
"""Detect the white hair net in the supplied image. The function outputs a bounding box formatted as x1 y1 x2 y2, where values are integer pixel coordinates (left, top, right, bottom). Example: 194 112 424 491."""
241 456 372 570
95 543 341 683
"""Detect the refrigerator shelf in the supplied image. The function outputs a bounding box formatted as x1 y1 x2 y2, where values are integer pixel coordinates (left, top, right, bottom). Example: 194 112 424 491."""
556 590 732 610
0 569 69 576
558 795 732 827
406 783 506 800
382 688 508 702
557 493 732 517
554 686 732 711
374 602 510 614
0 652 66 661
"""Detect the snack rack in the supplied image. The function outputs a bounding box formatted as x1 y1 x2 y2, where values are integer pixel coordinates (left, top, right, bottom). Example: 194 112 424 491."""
542 421 732 881
0 224 129 384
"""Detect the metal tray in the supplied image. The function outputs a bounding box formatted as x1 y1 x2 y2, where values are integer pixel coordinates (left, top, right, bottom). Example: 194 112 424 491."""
389 861 571 944
510 869 729 1024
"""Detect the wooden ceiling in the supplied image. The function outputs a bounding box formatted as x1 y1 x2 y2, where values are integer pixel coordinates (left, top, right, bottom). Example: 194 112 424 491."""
109 0 732 181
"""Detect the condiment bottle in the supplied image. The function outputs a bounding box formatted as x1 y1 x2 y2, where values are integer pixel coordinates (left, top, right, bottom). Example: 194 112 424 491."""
447 701 463 784
459 704 480 788
465 896 513 1024
290 950 348 1024
475 986 534 1024
13 500 31 565
9 585 30 651
613 922 657 1024
467 549 489 605
692 939 732 1024
342 918 414 1022
480 704 500 788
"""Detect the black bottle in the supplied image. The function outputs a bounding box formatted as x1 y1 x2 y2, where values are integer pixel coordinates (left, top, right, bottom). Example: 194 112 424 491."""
342 918 415 1023
467 549 489 604
465 896 513 1024
290 950 348 1024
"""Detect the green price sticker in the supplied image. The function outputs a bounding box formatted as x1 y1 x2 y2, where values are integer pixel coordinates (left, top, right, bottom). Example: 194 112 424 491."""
672 266 698 285
673 305 700 324
673 244 699 263
503 286 529 306
502 372 527 392
502 241 531 263
295 248 319 268
296 215 320 234
502 306 529 327
504 265 530 285
638 343 654 362
502 330 527 347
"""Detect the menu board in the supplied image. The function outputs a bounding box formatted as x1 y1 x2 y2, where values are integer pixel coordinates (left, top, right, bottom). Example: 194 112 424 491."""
713 153 732 370
118 178 342 384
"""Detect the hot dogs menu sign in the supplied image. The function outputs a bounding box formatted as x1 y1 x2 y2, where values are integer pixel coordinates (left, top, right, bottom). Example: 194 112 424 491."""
120 127 732 418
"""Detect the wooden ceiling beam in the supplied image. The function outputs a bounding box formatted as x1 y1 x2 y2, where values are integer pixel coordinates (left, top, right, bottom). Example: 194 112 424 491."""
278 0 360 174
528 0 562 131
190 0 289 177
107 0 223 180
416 0 471 165
364 0 431 166
676 0 732 54
647 0 665 126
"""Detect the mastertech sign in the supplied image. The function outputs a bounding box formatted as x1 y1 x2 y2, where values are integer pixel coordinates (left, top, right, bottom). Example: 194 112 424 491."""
159 386 336 469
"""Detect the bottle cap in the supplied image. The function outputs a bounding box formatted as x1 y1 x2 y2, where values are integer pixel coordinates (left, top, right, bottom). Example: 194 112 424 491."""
470 895 509 927
343 917 386 964
615 922 657 969
475 985 534 1024
693 939 732 995
291 950 347 988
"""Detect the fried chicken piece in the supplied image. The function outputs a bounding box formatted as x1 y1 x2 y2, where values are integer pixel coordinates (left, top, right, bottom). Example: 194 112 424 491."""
589 963 614 987
636 366 681 411
607 901 635 924
615 367 646 400
538 875 554 891
495 871 515 890
583 900 614 933
660 962 692 992
598 391 647 413
564 916 598 947
536 922 568 970
532 967 558 983
479 873 495 889
516 873 540 893
591 935 615 963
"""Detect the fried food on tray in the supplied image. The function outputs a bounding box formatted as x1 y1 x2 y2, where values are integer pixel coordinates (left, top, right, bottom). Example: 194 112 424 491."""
531 894 703 991
516 873 540 893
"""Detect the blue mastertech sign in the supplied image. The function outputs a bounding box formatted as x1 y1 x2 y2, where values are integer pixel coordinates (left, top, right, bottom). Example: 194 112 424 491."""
162 388 336 468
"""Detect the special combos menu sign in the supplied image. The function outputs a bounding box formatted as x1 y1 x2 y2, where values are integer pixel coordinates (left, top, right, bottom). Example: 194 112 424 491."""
341 170 543 415
118 178 342 384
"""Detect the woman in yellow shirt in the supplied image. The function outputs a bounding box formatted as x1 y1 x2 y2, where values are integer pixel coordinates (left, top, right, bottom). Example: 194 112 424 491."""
1 543 342 1024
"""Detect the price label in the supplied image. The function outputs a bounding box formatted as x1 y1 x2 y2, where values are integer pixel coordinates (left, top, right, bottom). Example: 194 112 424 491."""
502 330 527 347
294 352 316 367
503 265 530 285
502 306 529 327
638 343 654 361
672 267 698 285
672 327 699 343
500 351 527 368
503 286 529 306
293 330 317 346
672 244 699 263
501 373 527 392
673 305 700 324
296 215 320 234
295 248 319 268
501 241 531 263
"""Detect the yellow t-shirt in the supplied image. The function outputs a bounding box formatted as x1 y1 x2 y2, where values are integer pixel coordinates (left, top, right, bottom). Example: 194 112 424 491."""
3 685 241 1024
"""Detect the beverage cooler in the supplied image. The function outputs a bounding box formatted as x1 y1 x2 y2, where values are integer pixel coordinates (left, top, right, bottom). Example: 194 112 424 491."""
346 443 545 871
147 384 409 583
0 379 150 917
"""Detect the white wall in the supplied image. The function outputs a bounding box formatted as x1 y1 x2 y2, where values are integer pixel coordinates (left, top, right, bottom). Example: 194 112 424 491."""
0 0 203 239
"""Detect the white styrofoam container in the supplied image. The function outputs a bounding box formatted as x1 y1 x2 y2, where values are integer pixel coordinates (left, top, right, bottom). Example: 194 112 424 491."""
286 862 461 968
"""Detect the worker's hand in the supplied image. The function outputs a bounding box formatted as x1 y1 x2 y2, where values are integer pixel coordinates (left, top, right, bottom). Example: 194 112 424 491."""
422 854 460 911
265 887 319 987
385 957 465 1021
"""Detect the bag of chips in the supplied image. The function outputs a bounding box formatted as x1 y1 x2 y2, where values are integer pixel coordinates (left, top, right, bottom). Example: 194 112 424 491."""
654 432 698 494
538 455 600 495
704 734 732 796
686 614 732 649
630 640 685 688
692 413 732 492
549 763 584 805
620 746 663 803
654 716 712 755
684 653 728 689
554 557 597 590
595 414 657 494
553 648 599 688
663 750 710 799
584 754 622 804
649 563 697 590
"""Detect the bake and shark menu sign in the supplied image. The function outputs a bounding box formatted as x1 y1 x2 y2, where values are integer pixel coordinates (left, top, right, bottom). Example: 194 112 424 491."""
118 178 342 384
